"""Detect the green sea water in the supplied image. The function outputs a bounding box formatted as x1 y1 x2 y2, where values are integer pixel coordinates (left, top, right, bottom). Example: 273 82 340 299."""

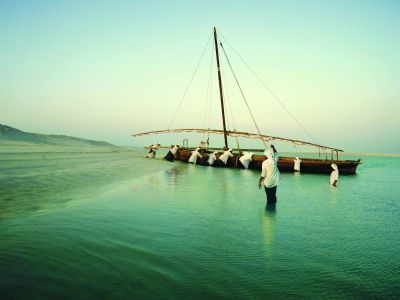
0 146 399 299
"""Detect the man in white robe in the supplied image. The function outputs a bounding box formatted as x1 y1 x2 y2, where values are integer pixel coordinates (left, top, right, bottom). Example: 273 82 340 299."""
330 164 339 186
146 149 155 159
258 145 281 205
239 152 253 169
171 145 179 155
218 149 233 165
146 143 160 158
164 145 179 162
294 157 301 172
207 151 218 166
188 148 202 164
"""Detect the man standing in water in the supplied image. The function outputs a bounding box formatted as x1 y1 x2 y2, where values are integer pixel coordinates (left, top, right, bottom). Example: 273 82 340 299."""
164 145 179 162
330 163 339 186
258 145 281 206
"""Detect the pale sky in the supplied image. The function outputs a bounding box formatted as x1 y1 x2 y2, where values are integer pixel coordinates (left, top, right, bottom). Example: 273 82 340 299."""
1 0 399 153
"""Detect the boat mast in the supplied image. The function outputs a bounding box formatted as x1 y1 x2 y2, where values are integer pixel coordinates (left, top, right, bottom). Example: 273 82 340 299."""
213 27 228 149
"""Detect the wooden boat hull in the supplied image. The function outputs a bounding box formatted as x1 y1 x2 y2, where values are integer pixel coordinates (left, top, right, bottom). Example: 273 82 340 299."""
175 149 360 175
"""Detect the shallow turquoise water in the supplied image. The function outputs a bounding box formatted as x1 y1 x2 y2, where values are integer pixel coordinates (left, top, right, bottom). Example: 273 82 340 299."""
0 147 399 299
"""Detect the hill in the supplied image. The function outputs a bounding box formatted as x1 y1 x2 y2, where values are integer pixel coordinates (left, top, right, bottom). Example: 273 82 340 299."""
0 124 114 147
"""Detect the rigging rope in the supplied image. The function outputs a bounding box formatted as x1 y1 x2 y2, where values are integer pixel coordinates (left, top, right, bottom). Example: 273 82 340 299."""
219 34 318 145
220 59 234 129
220 54 241 150
219 42 267 148
168 31 213 130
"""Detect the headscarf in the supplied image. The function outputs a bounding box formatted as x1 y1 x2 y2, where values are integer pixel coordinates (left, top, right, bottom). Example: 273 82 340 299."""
264 149 274 165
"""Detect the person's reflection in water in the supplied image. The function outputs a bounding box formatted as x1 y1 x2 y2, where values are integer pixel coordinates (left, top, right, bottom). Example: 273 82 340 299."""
329 185 337 205
261 208 276 257
146 175 160 188
164 166 185 187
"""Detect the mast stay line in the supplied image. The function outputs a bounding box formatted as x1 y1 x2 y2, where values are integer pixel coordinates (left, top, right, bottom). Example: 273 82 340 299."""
132 128 343 152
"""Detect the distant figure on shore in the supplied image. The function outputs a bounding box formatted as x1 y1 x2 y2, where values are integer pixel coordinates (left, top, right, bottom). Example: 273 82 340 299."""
207 151 219 166
239 151 253 169
330 164 339 186
146 143 161 159
188 148 202 164
164 145 179 162
294 157 301 172
258 145 281 206
217 148 233 166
